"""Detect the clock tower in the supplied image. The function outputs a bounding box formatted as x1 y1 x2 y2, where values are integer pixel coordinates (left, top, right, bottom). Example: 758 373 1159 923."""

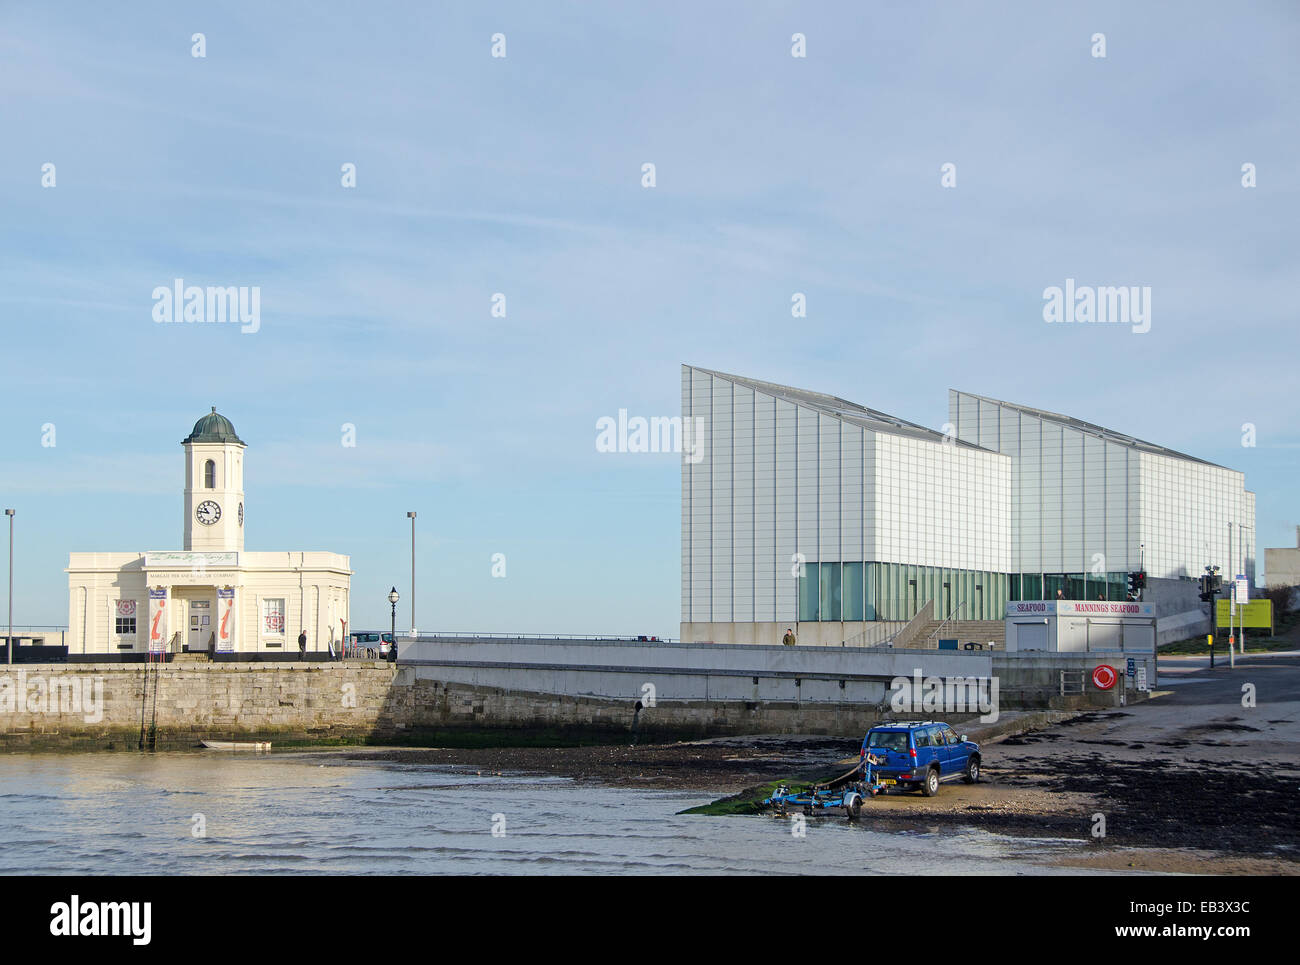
182 407 246 553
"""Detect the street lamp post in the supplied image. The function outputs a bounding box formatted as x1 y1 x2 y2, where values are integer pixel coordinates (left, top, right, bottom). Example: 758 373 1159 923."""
406 512 416 634
388 587 399 660
5 509 13 666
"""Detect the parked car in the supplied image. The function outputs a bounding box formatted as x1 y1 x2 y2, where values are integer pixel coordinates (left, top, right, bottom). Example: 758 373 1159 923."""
348 631 394 658
859 721 981 796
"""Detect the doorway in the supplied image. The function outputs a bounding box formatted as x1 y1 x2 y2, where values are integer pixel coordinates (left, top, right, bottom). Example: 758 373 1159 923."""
188 599 212 652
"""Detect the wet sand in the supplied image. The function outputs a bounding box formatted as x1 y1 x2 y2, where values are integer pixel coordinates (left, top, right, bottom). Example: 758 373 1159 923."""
340 704 1300 873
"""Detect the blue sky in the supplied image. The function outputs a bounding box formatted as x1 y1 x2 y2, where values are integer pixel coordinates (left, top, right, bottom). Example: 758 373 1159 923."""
1 1 1297 636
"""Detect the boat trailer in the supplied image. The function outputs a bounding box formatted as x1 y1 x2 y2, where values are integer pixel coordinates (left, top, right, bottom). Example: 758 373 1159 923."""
761 753 887 821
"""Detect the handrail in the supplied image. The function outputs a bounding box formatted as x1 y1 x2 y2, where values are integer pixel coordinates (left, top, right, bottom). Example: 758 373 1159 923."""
925 601 968 644
401 632 679 643
843 622 906 648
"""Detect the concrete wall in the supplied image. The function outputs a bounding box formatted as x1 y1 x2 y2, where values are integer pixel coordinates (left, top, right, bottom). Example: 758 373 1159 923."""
0 661 396 750
1143 576 1211 645
399 635 992 704
0 638 1144 748
994 651 1156 709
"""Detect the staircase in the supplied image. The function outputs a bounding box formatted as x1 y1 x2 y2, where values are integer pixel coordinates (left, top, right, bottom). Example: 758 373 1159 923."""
914 618 1005 649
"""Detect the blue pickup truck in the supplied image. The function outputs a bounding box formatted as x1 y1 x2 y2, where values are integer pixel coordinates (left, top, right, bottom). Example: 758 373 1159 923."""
859 721 981 796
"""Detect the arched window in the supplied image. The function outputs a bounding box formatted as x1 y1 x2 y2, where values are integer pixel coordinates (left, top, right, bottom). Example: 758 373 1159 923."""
204 459 216 489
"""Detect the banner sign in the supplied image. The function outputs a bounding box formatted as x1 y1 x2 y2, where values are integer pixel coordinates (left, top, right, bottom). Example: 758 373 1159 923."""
216 587 236 652
1006 600 1154 618
1216 598 1273 630
147 587 169 654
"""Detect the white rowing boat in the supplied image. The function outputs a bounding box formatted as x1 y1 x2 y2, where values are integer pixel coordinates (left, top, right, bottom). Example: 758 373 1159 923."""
201 740 272 751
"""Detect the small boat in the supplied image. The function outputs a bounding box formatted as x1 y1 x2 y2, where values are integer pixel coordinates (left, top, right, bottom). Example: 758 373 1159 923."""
201 739 272 751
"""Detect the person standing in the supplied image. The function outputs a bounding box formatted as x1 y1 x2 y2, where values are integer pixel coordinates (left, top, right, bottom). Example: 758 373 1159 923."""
298 628 307 659
782 628 796 646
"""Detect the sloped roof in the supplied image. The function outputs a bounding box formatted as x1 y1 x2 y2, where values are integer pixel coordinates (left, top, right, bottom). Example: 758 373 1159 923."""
951 390 1224 469
689 366 993 451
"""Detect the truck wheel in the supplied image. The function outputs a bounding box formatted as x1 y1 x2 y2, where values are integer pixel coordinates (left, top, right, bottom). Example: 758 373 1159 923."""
921 767 940 797
963 757 981 784
846 794 862 821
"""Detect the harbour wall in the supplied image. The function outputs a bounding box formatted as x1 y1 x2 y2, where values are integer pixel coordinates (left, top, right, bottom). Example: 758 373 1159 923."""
0 637 1143 749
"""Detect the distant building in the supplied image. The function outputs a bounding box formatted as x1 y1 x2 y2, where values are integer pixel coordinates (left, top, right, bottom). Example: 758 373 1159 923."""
949 391 1255 596
1264 527 1300 589
66 409 351 659
681 366 1255 646
681 367 1011 646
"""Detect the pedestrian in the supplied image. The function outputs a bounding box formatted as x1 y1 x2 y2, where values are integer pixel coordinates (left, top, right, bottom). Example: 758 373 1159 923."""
298 628 307 659
388 637 397 664
782 628 796 646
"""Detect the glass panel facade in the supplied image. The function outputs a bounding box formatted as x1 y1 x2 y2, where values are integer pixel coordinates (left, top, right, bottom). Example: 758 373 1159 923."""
842 562 864 621
797 562 1010 621
1010 571 1136 602
797 563 819 621
820 562 841 622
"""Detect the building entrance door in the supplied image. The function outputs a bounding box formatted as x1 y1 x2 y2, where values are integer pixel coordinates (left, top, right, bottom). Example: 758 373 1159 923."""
188 599 212 651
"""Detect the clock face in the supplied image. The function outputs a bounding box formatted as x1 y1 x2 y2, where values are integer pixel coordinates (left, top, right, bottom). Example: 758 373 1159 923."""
196 500 222 526
238 502 244 526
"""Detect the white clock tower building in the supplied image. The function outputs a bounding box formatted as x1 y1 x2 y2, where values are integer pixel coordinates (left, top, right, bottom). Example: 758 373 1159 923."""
183 407 245 553
66 407 351 659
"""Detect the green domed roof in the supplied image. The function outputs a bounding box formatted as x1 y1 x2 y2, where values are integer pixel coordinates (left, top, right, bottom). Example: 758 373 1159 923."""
183 407 245 445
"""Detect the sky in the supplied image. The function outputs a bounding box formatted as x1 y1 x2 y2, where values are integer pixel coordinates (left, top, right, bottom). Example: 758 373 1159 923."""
1 1 1297 637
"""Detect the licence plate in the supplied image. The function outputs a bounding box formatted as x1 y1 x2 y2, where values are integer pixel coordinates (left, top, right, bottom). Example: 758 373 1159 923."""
882 779 897 785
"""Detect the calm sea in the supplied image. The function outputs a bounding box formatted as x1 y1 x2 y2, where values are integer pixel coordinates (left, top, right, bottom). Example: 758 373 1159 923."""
0 751 1106 875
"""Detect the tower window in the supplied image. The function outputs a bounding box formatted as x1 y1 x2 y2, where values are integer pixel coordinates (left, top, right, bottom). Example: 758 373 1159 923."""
204 459 216 489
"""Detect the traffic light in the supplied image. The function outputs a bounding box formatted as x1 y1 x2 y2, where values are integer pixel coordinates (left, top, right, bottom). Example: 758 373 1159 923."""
1127 572 1143 597
1135 571 1146 589
1199 575 1214 603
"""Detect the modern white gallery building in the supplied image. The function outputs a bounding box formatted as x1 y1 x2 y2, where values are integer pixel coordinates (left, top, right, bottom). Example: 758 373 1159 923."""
65 409 351 660
680 366 1255 646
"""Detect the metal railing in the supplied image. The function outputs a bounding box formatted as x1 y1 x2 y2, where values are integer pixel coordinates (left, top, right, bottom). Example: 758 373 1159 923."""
403 631 680 643
924 601 969 646
846 623 907 649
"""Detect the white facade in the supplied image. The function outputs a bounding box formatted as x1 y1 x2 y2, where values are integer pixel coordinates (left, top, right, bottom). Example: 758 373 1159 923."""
681 366 1011 645
66 410 350 657
683 367 1255 647
950 391 1256 588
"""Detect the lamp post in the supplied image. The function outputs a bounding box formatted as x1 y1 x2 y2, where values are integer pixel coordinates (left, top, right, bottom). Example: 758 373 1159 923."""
4 509 13 666
406 512 416 634
388 586 399 648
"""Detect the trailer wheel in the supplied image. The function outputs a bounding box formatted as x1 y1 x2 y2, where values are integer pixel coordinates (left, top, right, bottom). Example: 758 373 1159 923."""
921 767 940 797
963 756 981 784
845 794 862 821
